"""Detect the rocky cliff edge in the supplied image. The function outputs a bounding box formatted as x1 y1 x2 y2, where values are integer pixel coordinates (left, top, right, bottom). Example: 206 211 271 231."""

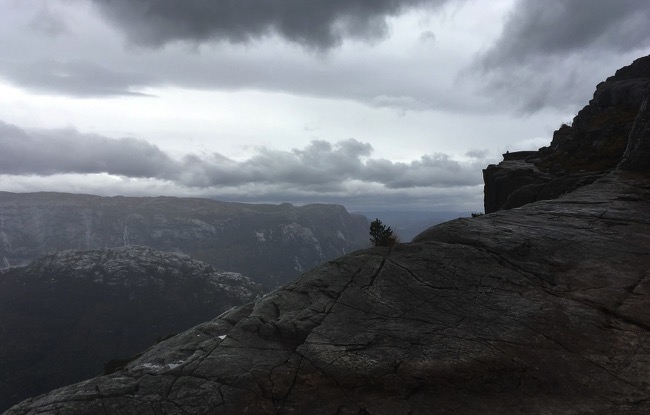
483 54 650 213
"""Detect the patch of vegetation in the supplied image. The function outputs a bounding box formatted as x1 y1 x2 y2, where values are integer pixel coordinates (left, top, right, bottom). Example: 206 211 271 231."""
369 218 396 247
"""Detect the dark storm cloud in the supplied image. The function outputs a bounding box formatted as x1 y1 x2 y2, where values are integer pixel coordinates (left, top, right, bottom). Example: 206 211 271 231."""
1 60 154 97
90 0 445 49
0 121 481 191
481 0 650 67
0 121 173 176
475 0 650 112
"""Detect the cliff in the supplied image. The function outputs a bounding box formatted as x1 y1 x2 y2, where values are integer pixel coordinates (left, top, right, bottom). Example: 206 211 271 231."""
0 246 263 412
0 195 369 287
483 54 650 213
5 58 650 414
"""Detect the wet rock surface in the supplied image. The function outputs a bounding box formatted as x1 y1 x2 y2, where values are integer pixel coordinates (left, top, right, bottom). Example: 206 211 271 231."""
0 194 369 287
0 246 264 412
6 170 650 414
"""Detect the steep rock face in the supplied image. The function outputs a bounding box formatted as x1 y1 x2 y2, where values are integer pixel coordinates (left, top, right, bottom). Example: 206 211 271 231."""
6 172 649 414
483 54 650 213
0 194 369 286
619 84 650 172
0 246 264 412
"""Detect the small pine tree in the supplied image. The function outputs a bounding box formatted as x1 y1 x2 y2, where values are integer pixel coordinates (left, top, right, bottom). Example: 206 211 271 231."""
369 218 395 247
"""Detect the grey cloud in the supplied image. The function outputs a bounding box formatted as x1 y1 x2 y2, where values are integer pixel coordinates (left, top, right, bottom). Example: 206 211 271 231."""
474 0 650 112
178 140 480 190
29 4 67 37
90 0 445 49
418 30 436 43
0 121 174 177
0 121 481 192
363 153 480 188
178 139 373 189
0 1 467 107
465 149 488 159
1 59 155 97
481 0 650 68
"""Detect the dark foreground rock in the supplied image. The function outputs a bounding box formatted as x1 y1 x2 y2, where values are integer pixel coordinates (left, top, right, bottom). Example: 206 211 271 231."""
6 170 649 414
0 246 264 412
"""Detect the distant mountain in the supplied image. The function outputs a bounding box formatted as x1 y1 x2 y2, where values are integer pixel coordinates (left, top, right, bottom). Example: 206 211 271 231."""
0 246 264 413
0 193 369 287
357 211 471 242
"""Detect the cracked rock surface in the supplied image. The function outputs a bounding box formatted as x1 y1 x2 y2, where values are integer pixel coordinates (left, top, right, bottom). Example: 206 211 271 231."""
6 171 650 414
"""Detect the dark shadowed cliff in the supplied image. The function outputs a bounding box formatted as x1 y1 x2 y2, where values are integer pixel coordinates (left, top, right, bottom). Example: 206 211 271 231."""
4 57 650 414
0 195 369 287
483 54 650 213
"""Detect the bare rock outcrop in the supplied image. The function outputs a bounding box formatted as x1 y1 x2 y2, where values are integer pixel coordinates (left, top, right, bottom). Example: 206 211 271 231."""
483 54 650 213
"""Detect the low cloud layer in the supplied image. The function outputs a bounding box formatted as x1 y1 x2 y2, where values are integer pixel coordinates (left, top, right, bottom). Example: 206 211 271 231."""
90 0 445 49
0 122 173 176
2 60 154 97
0 121 483 208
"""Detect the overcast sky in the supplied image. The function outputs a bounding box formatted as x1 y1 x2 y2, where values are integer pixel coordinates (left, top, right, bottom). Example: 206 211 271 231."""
0 0 649 212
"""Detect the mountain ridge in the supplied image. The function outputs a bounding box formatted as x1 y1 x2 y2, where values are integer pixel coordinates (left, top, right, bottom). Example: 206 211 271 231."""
0 192 369 286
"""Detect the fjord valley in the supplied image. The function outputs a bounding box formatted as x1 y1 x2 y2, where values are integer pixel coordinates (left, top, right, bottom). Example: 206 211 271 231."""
0 198 369 411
